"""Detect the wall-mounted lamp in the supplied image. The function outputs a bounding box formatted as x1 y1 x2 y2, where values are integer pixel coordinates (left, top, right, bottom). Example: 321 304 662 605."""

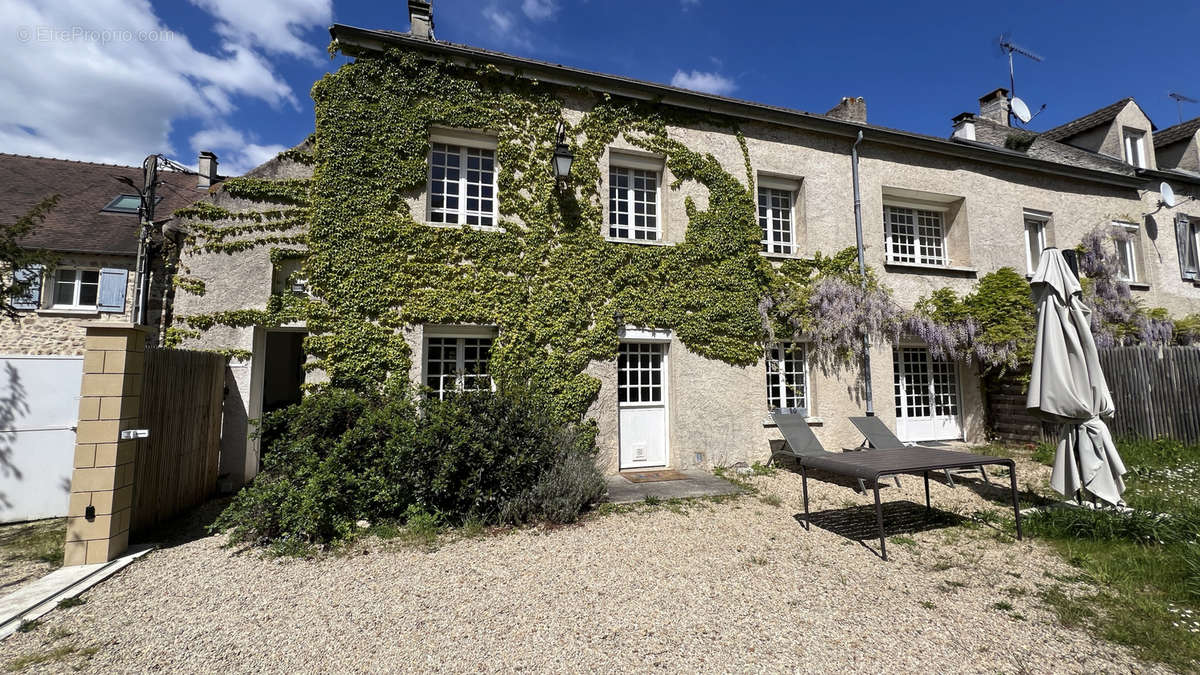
553 120 574 186
612 309 624 329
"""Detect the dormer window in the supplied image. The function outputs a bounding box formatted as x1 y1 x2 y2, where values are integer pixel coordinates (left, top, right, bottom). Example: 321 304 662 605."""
1123 128 1147 168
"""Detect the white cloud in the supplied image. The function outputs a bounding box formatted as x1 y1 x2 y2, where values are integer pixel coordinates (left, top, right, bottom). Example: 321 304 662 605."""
188 0 330 62
190 125 286 175
670 70 736 96
0 0 327 173
481 4 533 49
521 0 559 21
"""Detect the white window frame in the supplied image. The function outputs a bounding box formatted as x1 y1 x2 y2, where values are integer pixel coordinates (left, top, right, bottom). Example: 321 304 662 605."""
884 202 948 266
758 176 799 256
607 152 663 242
50 267 100 310
1023 210 1049 275
765 342 809 412
1113 221 1139 282
1123 128 1147 168
422 327 497 400
427 131 499 231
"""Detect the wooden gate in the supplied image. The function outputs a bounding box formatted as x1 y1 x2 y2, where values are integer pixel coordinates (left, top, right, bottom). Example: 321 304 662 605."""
131 348 225 534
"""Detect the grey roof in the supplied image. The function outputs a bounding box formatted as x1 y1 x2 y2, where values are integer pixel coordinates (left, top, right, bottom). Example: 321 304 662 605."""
1154 117 1200 148
330 24 1156 189
1041 98 1138 142
972 118 1136 176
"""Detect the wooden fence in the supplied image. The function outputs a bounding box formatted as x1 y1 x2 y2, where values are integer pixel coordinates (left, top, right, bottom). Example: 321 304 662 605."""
986 346 1200 446
131 348 225 535
1098 346 1200 444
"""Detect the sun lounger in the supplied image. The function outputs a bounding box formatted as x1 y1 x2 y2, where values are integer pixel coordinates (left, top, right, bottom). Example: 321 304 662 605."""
848 416 990 487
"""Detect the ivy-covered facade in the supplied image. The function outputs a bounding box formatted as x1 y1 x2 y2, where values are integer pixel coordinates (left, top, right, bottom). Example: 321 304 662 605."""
170 18 1200 484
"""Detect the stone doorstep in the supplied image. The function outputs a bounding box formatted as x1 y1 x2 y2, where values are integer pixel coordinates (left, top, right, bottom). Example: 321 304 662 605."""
603 470 742 504
0 545 153 641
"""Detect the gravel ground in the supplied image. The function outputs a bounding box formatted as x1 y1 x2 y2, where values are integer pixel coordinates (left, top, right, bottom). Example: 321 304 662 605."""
0 457 1165 674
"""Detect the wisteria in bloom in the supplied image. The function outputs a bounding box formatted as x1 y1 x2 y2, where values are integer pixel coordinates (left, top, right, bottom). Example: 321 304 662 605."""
1079 225 1175 348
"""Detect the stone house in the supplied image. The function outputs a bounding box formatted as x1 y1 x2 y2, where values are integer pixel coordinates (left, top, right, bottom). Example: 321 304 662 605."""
0 153 215 354
171 3 1200 485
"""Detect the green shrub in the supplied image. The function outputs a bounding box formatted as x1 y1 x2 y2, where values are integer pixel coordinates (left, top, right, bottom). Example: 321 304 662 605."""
213 387 605 548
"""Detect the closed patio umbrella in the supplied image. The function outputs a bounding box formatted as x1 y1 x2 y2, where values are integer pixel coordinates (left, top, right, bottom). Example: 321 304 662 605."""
1026 248 1126 505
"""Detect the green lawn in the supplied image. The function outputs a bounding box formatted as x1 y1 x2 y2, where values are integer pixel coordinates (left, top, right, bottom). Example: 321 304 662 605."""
994 438 1200 671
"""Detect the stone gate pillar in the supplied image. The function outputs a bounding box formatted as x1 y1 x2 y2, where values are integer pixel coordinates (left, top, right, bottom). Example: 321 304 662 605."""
62 323 146 565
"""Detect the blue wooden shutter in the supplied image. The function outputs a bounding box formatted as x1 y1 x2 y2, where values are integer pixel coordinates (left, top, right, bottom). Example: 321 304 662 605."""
1177 215 1198 281
11 265 43 310
97 268 128 313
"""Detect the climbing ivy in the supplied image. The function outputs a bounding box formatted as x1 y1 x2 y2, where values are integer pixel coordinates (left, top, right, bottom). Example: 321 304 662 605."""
297 49 773 421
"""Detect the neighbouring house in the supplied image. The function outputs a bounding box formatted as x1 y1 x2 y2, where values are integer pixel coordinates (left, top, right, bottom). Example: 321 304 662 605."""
0 152 214 522
0 152 216 352
170 1 1200 486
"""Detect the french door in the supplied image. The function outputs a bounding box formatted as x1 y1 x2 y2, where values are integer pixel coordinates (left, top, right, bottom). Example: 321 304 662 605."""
892 347 962 441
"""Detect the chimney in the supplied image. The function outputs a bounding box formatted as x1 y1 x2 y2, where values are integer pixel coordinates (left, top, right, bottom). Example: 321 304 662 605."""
951 113 976 141
978 88 1010 126
197 151 218 189
825 97 867 124
408 0 434 39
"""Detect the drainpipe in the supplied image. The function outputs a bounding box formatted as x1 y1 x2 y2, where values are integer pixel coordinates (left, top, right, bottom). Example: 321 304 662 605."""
851 130 874 416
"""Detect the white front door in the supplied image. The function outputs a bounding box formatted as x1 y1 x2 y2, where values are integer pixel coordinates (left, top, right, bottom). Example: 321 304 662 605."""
618 342 668 469
893 347 963 442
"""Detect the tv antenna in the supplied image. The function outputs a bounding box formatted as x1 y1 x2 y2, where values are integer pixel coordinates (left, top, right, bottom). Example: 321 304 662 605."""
998 33 1043 98
997 34 1045 126
1169 92 1197 124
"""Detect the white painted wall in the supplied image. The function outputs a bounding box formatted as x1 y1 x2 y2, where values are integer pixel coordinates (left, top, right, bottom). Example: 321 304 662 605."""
0 355 82 522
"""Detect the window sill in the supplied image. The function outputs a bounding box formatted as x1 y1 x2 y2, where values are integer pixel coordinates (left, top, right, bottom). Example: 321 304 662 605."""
605 237 672 247
759 251 810 261
763 416 822 427
884 261 977 276
36 308 100 317
423 221 504 233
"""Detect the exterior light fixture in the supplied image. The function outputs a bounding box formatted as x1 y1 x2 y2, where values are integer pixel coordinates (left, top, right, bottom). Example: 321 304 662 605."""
613 309 624 329
553 120 574 184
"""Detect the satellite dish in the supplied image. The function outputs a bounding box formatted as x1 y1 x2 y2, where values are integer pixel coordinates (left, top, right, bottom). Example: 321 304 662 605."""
1161 182 1176 208
1010 97 1032 123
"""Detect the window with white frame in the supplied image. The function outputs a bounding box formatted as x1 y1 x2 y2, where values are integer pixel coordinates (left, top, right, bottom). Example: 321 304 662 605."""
424 333 494 399
758 180 796 255
1123 129 1147 168
1023 210 1049 275
1113 221 1139 282
765 342 808 411
884 204 946 265
608 157 660 241
429 139 496 228
51 268 100 309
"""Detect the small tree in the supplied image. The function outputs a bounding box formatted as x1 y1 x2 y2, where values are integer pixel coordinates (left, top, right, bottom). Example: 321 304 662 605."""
0 195 59 319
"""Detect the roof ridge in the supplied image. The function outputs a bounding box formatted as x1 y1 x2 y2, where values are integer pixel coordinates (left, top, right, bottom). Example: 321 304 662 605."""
0 152 146 171
1041 98 1135 141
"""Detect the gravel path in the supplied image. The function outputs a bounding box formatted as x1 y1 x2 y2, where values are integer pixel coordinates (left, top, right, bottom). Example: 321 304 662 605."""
0 460 1165 674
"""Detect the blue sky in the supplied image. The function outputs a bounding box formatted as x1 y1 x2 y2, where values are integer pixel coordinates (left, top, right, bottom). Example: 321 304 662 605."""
4 0 1199 174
